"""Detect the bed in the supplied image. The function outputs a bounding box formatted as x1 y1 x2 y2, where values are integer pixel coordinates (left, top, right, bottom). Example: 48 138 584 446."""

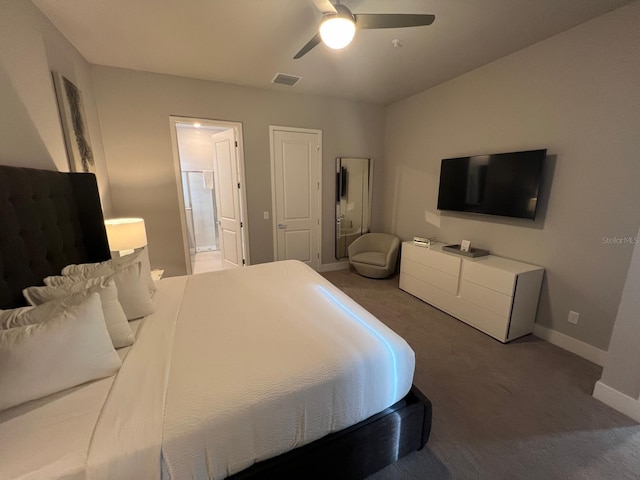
0 165 432 479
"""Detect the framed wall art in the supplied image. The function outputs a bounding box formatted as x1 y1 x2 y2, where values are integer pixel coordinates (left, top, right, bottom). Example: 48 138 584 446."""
52 71 95 173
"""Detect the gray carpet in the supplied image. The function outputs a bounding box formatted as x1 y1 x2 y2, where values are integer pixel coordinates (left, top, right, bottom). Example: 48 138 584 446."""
322 269 640 480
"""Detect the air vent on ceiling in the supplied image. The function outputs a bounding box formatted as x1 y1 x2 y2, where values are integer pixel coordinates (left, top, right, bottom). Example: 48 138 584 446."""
271 73 302 87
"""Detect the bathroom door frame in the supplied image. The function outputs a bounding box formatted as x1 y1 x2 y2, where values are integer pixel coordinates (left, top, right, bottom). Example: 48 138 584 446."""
170 116 250 274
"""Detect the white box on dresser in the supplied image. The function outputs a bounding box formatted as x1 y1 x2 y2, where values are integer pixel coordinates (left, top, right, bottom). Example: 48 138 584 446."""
399 241 544 343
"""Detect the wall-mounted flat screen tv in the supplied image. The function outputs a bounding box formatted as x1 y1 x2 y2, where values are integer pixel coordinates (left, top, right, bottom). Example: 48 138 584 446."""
437 149 546 220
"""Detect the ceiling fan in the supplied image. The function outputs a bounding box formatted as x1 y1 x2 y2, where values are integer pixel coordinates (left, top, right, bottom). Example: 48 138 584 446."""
294 0 435 59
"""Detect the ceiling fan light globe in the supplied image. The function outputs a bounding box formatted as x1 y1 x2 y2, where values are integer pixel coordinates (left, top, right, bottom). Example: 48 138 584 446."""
319 17 355 49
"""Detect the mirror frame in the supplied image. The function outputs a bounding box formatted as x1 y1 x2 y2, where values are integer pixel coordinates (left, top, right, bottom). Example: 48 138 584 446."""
335 157 374 260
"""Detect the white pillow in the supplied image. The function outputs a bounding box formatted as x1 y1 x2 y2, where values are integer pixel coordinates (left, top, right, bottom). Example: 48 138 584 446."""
0 306 35 330
61 248 155 294
21 279 134 348
0 293 122 411
40 263 155 320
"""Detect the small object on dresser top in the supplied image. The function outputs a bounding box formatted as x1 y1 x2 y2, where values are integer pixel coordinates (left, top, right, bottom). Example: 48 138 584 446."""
460 239 471 252
413 236 436 247
442 244 490 258
151 270 164 282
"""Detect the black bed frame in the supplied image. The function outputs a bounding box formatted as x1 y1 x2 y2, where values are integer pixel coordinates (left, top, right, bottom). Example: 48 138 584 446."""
0 164 432 479
0 165 110 309
229 387 431 480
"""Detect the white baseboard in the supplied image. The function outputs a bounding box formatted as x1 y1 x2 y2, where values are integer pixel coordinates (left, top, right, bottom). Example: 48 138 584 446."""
593 381 640 422
533 324 607 366
319 261 350 273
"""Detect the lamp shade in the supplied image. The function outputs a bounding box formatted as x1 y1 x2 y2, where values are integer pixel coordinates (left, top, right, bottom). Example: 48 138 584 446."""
104 218 147 252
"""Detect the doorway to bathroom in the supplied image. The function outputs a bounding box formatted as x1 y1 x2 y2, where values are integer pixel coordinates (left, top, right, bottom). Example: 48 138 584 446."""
182 169 219 267
170 117 249 275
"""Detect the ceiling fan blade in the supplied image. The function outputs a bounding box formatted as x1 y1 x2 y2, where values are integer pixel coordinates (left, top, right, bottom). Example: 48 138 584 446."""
312 0 337 14
294 33 322 59
354 13 435 29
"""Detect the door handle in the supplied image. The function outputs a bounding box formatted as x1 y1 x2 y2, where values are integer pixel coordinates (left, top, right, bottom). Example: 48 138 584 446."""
277 224 287 230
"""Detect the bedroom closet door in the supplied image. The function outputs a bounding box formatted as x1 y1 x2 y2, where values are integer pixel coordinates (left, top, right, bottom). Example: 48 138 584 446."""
212 129 244 268
270 127 321 271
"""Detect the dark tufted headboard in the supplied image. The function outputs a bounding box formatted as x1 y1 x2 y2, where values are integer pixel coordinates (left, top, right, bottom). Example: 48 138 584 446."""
0 165 111 309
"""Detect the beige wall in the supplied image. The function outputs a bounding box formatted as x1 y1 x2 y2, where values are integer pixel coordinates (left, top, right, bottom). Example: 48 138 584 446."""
0 0 112 213
600 222 640 398
91 66 385 276
382 2 640 350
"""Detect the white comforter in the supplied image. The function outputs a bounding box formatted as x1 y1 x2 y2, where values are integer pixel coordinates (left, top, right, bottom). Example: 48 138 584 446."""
0 260 415 480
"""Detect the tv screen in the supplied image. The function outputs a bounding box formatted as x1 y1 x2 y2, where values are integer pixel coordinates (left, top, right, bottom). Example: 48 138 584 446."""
437 149 546 220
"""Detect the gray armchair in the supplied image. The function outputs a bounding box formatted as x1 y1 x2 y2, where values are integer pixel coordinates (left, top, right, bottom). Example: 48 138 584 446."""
348 233 400 279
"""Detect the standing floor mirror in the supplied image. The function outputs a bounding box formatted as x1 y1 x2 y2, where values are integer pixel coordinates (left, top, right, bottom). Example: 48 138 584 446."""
335 157 373 259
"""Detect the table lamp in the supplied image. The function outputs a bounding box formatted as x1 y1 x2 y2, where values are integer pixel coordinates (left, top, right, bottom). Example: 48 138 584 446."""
104 218 147 256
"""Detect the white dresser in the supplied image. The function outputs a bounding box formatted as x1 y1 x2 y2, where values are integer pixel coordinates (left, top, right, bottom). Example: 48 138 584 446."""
399 241 544 342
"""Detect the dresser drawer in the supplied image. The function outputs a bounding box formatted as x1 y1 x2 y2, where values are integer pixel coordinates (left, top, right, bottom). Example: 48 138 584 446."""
401 258 459 295
399 274 459 315
456 299 510 341
461 260 515 296
402 243 461 277
460 280 512 318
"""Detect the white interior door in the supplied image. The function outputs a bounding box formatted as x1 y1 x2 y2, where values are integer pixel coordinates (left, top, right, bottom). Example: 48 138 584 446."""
212 129 244 268
271 128 321 270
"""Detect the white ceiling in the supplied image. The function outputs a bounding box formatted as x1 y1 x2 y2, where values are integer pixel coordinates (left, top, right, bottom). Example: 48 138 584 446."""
31 0 634 105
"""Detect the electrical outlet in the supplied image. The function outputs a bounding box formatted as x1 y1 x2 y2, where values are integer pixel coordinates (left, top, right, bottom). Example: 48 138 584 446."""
568 310 580 324
263 212 269 220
